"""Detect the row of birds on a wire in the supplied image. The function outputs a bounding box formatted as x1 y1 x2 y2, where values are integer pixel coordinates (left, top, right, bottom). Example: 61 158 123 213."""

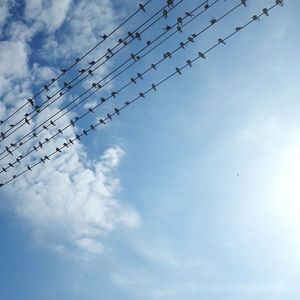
0 0 285 187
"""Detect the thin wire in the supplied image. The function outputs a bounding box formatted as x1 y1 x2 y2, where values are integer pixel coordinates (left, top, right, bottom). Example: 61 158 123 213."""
0 0 212 160
0 1 283 187
0 0 227 171
0 0 153 128
0 0 184 141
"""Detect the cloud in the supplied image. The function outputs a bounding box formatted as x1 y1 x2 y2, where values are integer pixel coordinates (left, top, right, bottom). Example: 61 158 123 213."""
0 0 139 258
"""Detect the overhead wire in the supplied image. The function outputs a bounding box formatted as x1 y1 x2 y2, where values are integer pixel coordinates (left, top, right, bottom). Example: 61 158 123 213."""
0 0 285 187
0 0 215 160
0 0 228 171
0 0 153 128
0 0 186 141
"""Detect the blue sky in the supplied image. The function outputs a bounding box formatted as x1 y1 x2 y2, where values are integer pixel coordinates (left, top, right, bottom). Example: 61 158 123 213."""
1 0 300 299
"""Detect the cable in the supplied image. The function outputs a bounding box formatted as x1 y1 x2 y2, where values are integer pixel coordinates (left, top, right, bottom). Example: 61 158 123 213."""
0 0 213 160
0 0 184 141
0 0 229 172
0 0 153 128
0 0 285 187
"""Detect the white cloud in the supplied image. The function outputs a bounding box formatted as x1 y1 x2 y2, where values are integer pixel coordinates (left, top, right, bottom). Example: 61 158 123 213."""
0 0 139 258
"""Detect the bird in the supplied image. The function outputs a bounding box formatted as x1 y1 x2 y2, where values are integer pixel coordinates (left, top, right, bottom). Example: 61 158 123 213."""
107 113 112 121
276 0 284 6
139 92 145 98
163 9 168 18
25 117 30 125
164 25 171 31
107 48 113 56
101 97 106 103
135 32 141 41
152 84 157 91
131 53 137 61
92 83 97 88
9 124 15 128
83 130 88 136
177 17 183 26
33 146 38 152
69 139 74 145
118 38 123 44
46 95 51 100
71 120 75 127
218 38 226 45
63 142 69 148
45 138 49 143
76 134 81 141
90 124 95 131
187 60 192 67
60 69 67 73
50 120 56 126
6 146 13 156
27 98 34 106
44 85 49 91
78 69 86 74
180 42 185 49
236 27 243 31
204 1 209 9
88 108 94 113
137 73 143 80
128 31 133 38
252 15 260 22
241 0 247 7
59 92 63 96
112 91 118 98
44 155 50 161
139 3 145 12
41 158 45 164
10 143 16 147
39 142 43 149
16 157 21 164
101 34 107 40
64 82 69 88
100 119 106 124
27 165 32 171
167 0 174 9
89 61 96 66
263 8 269 16
176 67 182 75
146 40 151 46
51 78 56 83
114 108 120 115
151 64 157 70
9 163 14 168
2 168 7 173
56 147 61 153
43 125 48 130
88 70 93 76
0 132 5 139
177 26 183 33
131 77 137 84
97 84 102 89
185 11 193 17
188 36 195 43
210 17 217 25
124 101 130 106
58 129 63 134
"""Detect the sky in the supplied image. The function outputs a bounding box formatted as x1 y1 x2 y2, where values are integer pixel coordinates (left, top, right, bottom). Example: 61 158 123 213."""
0 0 300 299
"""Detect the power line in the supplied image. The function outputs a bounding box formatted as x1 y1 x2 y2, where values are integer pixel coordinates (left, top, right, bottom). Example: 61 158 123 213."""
0 0 214 160
0 0 285 187
0 0 185 141
0 1 153 128
0 0 230 172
